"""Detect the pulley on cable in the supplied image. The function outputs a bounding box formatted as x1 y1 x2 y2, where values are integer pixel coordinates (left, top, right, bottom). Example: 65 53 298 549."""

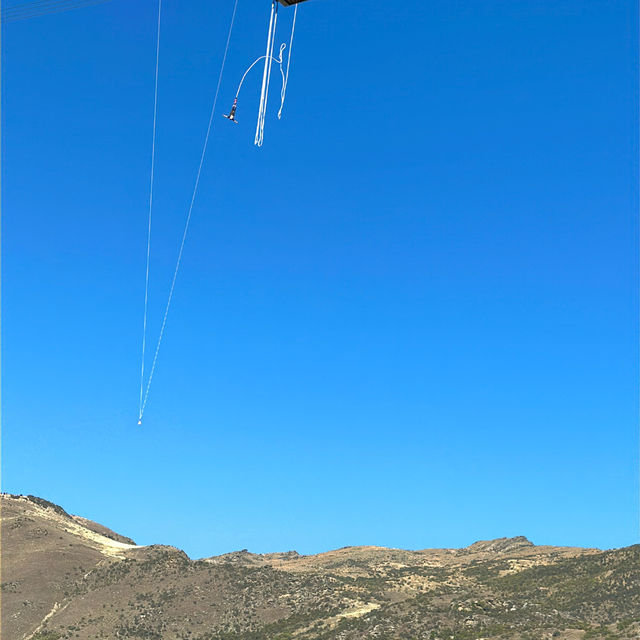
223 0 305 146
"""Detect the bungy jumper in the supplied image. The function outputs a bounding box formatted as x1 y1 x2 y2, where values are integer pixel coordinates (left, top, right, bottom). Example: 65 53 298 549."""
224 0 308 146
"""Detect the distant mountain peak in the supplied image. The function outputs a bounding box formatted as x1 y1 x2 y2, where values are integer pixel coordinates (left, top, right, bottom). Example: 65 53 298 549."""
466 535 534 553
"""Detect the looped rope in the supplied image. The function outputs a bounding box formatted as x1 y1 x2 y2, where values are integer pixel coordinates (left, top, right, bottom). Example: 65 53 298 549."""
233 44 286 103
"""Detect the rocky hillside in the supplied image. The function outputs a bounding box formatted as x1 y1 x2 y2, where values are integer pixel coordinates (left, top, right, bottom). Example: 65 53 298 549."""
1 493 638 640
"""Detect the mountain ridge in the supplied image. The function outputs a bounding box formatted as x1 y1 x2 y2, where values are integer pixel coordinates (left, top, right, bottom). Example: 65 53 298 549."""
2 493 638 640
6 493 552 560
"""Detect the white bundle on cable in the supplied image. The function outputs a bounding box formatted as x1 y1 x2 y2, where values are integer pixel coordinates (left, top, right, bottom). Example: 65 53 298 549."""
255 0 279 147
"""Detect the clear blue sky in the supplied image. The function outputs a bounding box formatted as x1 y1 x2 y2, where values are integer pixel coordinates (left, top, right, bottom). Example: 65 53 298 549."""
2 0 638 558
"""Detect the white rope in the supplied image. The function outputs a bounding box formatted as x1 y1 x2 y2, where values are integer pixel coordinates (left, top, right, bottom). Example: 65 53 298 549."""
139 0 240 423
139 0 162 422
255 0 278 147
233 45 285 103
278 3 297 120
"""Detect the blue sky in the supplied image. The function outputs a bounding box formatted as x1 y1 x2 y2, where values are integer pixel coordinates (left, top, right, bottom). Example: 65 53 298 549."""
2 0 638 558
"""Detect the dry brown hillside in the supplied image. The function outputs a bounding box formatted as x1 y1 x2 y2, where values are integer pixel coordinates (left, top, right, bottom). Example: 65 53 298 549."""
1 493 638 640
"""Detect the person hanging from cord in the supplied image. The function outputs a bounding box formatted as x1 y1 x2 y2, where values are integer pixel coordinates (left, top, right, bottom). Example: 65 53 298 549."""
224 43 287 125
